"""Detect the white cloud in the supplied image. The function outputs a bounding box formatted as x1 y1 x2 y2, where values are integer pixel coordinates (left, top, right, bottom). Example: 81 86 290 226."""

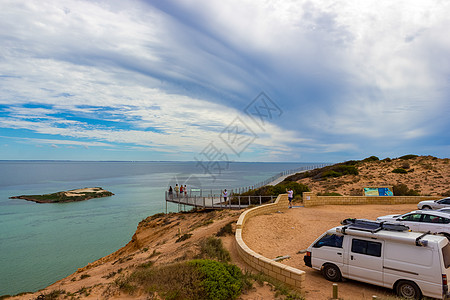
0 0 449 160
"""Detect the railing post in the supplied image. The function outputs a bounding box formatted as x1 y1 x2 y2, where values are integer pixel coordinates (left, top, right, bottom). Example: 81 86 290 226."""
203 196 205 208
238 196 241 209
220 194 222 209
259 195 262 205
248 196 251 206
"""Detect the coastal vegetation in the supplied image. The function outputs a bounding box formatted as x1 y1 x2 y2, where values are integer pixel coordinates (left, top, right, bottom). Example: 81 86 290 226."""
231 181 309 202
284 155 449 197
115 259 245 300
391 168 408 174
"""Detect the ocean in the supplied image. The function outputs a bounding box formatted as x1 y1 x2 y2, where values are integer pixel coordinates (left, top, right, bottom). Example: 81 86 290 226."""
0 160 318 295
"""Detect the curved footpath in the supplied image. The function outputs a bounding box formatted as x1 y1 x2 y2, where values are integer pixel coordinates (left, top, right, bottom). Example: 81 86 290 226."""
235 194 305 292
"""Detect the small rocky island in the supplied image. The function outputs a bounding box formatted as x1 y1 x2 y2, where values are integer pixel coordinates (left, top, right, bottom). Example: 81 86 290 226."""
10 187 114 203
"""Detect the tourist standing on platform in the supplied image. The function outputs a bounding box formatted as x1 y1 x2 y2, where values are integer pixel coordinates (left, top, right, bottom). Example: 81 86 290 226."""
287 188 293 208
223 189 228 202
180 185 184 197
168 186 173 199
175 184 179 197
184 185 187 197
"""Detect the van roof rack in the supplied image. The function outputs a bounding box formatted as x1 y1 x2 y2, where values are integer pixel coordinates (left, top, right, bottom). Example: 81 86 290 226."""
340 218 409 233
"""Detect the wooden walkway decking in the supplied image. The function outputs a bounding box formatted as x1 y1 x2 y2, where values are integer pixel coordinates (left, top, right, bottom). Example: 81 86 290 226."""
165 192 275 210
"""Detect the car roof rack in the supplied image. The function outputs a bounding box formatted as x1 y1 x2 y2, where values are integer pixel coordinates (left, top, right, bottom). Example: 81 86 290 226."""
340 218 409 234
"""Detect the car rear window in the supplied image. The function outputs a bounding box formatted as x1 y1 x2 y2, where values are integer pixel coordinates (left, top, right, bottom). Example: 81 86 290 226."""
443 243 450 269
422 215 450 224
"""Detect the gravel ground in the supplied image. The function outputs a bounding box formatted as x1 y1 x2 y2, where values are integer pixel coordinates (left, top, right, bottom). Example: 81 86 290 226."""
242 203 420 299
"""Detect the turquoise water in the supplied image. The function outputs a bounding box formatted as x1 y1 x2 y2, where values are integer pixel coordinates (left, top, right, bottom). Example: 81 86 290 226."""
0 161 315 295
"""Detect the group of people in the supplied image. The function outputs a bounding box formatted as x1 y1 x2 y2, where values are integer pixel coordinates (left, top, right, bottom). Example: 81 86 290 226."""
167 185 229 201
168 184 188 198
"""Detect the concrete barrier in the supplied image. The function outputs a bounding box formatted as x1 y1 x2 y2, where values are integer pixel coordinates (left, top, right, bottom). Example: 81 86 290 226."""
303 192 441 207
235 194 305 292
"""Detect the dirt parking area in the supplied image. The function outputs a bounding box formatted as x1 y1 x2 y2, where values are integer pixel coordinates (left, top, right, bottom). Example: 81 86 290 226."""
242 203 420 299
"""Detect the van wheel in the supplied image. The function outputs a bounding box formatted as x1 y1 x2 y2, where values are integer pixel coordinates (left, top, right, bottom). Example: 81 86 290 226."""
396 280 422 299
322 264 341 282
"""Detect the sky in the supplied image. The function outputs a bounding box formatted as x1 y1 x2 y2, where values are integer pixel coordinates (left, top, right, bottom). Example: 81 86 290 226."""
0 0 449 163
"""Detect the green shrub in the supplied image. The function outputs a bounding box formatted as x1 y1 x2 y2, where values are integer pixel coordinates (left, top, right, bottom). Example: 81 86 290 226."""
119 260 244 300
362 156 379 162
401 162 410 169
34 290 66 300
197 236 231 262
216 222 234 237
392 168 407 174
333 165 359 175
322 170 342 178
399 154 418 160
188 260 243 300
393 184 420 196
123 263 200 298
235 182 309 200
271 181 310 196
176 233 192 243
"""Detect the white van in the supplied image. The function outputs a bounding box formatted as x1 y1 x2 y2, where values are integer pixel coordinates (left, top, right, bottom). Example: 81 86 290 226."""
304 219 450 299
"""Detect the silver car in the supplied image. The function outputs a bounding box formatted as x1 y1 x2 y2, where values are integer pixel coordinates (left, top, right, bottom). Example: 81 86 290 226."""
417 197 450 210
376 210 450 238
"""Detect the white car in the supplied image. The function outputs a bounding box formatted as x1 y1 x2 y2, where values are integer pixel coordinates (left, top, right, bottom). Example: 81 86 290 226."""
376 210 450 238
418 197 450 210
438 208 450 214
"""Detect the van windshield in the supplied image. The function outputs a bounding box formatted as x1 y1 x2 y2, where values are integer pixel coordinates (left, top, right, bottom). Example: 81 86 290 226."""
442 243 450 268
313 234 343 248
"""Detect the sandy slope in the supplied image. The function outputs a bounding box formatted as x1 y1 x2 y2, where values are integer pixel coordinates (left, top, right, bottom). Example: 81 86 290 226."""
299 156 449 196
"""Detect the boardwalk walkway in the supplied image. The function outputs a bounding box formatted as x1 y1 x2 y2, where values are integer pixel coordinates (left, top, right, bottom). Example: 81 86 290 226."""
165 192 274 210
165 163 330 210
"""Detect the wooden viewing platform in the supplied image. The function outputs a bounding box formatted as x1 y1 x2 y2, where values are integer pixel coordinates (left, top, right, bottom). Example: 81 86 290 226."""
165 163 331 211
165 191 275 210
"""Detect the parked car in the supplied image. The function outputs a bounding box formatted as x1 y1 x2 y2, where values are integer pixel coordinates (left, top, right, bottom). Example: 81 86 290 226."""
438 208 450 214
376 210 450 238
304 219 450 299
418 197 450 210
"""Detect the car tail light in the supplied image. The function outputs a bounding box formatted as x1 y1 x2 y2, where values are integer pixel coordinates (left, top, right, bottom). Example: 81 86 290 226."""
306 251 311 257
443 274 447 286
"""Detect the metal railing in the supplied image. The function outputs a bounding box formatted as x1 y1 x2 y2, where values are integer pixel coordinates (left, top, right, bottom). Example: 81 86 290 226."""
233 163 331 194
164 163 331 210
165 191 275 210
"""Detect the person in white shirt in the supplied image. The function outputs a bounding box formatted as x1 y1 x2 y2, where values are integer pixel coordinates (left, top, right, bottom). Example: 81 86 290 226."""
223 189 228 202
287 188 294 208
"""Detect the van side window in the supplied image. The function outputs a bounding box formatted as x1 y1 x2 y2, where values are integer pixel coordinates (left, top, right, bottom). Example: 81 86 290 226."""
443 243 450 268
313 234 343 248
351 239 382 257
